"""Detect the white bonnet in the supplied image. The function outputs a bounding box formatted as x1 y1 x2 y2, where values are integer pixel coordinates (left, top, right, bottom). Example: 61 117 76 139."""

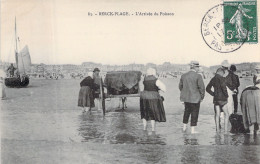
147 67 156 76
87 71 93 78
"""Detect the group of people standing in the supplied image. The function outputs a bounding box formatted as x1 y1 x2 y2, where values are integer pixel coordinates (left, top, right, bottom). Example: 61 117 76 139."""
78 67 167 132
179 60 259 134
78 68 103 113
78 61 260 135
206 61 240 134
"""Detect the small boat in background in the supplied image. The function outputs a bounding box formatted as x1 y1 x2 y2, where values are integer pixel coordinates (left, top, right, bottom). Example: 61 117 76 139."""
5 18 31 88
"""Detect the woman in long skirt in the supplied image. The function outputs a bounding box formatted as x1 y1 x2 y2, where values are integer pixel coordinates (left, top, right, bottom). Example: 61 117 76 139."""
78 72 95 113
140 67 166 132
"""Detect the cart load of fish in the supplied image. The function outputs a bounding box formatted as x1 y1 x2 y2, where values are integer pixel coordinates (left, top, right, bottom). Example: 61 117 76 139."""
104 71 142 95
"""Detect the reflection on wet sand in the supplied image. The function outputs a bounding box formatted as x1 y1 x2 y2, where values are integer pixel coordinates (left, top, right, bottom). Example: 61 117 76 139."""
183 134 199 145
213 133 260 146
136 143 167 163
214 134 231 145
243 134 260 145
181 134 201 163
77 111 167 145
78 112 105 142
210 134 260 163
181 145 201 163
241 136 260 164
76 110 260 146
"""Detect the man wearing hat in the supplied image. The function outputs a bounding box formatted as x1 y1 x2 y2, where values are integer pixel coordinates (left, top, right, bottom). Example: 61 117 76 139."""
93 68 103 110
179 61 205 134
226 65 240 113
221 60 234 115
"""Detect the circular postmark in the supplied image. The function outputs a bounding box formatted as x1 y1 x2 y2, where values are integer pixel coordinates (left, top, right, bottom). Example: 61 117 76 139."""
201 4 249 53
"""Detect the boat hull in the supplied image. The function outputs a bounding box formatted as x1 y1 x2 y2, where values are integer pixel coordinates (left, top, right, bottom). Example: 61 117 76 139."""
5 76 29 88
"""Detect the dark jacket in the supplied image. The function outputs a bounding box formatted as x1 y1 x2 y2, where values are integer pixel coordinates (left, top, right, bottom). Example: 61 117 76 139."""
143 75 159 92
226 71 240 91
206 74 228 102
240 85 260 129
179 70 205 103
80 76 94 88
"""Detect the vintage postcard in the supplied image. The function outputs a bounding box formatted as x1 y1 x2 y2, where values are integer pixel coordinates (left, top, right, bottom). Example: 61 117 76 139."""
1 0 260 163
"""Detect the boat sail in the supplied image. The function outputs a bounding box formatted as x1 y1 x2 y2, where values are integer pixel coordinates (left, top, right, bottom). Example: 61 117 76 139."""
5 18 31 88
17 45 31 75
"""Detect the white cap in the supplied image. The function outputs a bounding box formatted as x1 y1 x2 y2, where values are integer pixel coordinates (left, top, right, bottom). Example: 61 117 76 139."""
255 65 260 70
189 61 200 67
221 60 230 68
147 67 156 76
87 71 93 78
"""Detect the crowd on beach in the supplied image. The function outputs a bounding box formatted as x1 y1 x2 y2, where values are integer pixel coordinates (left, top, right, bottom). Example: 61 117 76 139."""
77 60 260 135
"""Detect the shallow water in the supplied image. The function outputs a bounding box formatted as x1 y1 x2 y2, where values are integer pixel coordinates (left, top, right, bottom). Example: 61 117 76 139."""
1 78 260 163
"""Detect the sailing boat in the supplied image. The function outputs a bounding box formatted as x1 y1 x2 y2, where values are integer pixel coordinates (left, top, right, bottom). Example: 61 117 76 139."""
5 18 31 88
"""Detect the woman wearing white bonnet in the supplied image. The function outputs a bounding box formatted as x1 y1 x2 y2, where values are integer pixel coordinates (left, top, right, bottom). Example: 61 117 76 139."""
140 67 166 132
0 68 6 99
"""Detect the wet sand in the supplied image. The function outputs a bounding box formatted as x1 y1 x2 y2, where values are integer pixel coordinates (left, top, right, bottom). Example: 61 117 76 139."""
1 78 260 163
2 139 260 164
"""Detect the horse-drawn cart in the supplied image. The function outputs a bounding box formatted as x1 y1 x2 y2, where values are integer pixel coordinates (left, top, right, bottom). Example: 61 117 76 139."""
99 71 142 115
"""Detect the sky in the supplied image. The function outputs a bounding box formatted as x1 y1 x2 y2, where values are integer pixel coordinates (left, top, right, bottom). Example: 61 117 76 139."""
0 0 259 66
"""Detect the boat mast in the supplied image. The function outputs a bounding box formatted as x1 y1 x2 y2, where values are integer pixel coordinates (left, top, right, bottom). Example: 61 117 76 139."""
15 17 18 66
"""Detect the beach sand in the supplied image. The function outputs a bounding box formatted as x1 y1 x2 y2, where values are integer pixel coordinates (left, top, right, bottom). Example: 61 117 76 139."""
1 78 260 163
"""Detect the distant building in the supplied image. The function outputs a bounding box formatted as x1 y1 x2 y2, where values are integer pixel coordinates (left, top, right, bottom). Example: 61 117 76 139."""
146 63 157 69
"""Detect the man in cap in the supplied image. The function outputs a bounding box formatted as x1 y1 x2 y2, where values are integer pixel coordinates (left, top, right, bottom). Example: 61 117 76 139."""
221 60 234 115
93 68 103 110
179 61 205 133
226 65 240 113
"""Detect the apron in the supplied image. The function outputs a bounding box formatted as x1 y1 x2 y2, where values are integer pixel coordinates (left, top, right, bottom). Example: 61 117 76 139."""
227 87 234 114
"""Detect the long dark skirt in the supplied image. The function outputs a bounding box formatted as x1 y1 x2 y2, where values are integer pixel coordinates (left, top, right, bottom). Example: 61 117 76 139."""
78 86 94 108
140 91 166 122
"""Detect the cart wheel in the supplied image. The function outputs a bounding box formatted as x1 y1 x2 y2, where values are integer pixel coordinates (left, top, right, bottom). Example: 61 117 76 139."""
102 97 106 116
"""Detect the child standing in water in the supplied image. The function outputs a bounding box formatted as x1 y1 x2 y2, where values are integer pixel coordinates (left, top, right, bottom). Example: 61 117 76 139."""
206 68 229 133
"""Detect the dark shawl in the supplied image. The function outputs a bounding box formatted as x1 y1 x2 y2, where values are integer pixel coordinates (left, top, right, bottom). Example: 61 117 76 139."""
80 76 94 88
240 86 260 129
